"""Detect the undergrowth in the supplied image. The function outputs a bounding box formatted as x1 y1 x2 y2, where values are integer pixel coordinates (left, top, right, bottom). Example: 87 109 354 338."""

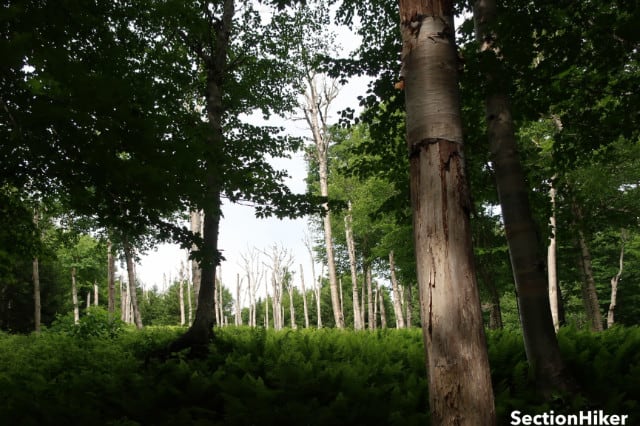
0 325 637 425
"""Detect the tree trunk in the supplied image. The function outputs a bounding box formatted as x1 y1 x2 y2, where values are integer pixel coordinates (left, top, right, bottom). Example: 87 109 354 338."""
186 253 193 325
547 181 560 332
405 283 413 328
107 239 116 317
300 264 310 328
32 210 41 332
33 257 41 332
400 1 496 423
123 239 143 329
179 262 186 326
571 200 603 332
86 292 91 310
378 289 387 329
389 251 405 328
170 0 233 353
304 234 322 328
303 75 343 329
474 0 574 395
71 266 79 324
345 202 363 330
607 230 626 328
265 293 270 329
190 209 203 309
477 262 503 329
93 281 98 306
235 273 242 326
288 282 296 329
365 265 374 329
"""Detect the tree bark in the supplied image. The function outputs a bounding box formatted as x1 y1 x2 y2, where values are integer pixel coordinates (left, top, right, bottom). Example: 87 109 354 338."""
93 281 98 306
71 266 79 324
304 233 322 328
123 239 143 329
32 209 41 332
547 181 560 332
389 251 405 328
474 0 574 395
107 239 115 317
345 202 363 330
365 265 374 329
170 0 233 352
607 230 626 328
303 74 343 328
401 1 496 423
33 257 41 332
378 289 387 329
299 264 310 328
179 261 186 326
235 273 242 326
190 210 203 309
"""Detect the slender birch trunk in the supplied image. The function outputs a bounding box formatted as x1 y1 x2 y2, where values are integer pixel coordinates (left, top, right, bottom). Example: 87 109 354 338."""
93 281 98 306
607 230 626 328
388 251 405 328
288 282 296 329
303 75 343 328
401 1 495 422
304 234 322 328
365 265 374 329
235 273 242 326
179 261 186 326
299 264 310 328
71 266 79 324
345 202 363 330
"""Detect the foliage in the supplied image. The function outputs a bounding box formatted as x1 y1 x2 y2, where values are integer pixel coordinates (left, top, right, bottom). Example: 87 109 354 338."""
49 306 125 339
0 327 638 425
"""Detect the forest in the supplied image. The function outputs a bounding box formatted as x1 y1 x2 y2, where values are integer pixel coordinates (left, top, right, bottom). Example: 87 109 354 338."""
1 0 639 425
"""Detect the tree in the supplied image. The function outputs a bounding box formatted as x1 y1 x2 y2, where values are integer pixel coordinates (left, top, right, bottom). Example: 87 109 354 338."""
473 0 575 392
399 0 495 423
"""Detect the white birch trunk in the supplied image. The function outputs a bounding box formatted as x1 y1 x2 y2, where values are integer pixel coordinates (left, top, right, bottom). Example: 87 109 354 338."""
300 264 310 328
389 251 405 328
345 202 363 330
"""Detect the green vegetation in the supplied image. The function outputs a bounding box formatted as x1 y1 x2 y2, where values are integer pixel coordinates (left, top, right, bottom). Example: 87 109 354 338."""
0 326 638 425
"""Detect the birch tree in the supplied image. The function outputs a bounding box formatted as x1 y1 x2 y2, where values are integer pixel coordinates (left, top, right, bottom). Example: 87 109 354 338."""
399 0 495 423
344 201 363 330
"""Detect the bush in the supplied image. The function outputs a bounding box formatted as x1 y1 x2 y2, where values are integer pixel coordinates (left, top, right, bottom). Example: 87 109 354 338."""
49 306 125 339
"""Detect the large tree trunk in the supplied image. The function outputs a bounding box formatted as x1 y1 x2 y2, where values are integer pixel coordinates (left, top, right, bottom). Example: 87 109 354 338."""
344 201 363 330
400 1 496 423
474 0 574 395
547 181 560 332
190 210 203 308
389 251 405 328
107 239 116 318
169 0 233 353
123 239 143 329
607 230 626 328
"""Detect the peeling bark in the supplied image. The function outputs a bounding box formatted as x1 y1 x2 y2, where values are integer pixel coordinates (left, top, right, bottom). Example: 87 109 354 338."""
400 1 495 422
